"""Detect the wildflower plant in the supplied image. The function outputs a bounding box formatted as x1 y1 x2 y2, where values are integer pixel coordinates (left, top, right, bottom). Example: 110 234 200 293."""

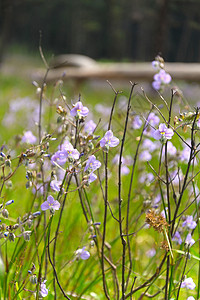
0 53 200 300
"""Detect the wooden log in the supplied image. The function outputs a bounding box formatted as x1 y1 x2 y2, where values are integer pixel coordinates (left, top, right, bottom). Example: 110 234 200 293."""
34 62 200 83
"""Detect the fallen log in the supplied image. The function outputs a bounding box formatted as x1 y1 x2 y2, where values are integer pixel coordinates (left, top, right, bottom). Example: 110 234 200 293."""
34 62 200 84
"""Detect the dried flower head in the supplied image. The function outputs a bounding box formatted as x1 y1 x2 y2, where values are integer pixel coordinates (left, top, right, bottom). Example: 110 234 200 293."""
146 210 168 233
160 240 169 251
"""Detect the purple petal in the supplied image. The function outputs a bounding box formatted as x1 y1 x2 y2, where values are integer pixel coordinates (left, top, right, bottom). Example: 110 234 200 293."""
105 130 113 139
100 137 106 148
110 136 119 147
153 130 161 140
47 195 55 205
165 128 174 139
159 123 167 132
152 80 161 90
164 73 171 84
80 106 89 117
41 201 49 211
88 172 97 183
70 107 78 117
80 249 90 260
52 200 60 210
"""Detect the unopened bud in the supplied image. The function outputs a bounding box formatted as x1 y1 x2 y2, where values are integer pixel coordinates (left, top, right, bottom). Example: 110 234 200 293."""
23 231 31 241
0 152 6 158
2 209 9 218
27 219 33 228
30 274 37 284
9 233 15 242
26 181 32 189
32 211 41 217
89 226 94 233
6 181 13 189
36 87 41 95
5 200 14 206
90 240 95 247
5 159 11 167
13 224 19 230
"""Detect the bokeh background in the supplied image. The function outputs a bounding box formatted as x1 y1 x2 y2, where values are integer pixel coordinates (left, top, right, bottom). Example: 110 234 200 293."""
1 0 200 63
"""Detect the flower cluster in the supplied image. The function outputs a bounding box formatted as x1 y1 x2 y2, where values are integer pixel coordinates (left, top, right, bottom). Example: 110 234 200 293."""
152 56 172 91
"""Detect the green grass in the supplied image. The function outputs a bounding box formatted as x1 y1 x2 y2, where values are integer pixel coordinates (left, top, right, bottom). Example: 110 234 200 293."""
0 61 199 299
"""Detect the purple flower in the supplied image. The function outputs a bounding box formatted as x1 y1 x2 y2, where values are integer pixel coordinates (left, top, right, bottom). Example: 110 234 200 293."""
50 177 62 192
142 138 158 152
112 155 130 175
146 248 156 257
181 277 196 290
75 247 90 260
139 172 154 184
153 194 161 206
152 80 161 91
51 150 67 166
121 165 130 175
185 233 195 247
153 123 174 141
152 60 160 70
147 112 160 127
84 155 101 172
154 69 171 84
124 155 133 166
132 115 143 129
21 131 37 144
112 154 125 165
84 120 96 134
41 195 60 211
40 280 48 297
139 150 152 161
187 297 195 300
172 231 182 245
95 104 111 116
60 140 80 160
70 101 89 118
182 216 197 230
88 172 97 183
152 69 171 91
162 141 177 156
100 130 119 149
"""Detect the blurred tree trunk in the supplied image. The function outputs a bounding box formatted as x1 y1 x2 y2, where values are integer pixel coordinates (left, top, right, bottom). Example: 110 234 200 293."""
0 0 13 64
153 0 170 57
176 15 192 61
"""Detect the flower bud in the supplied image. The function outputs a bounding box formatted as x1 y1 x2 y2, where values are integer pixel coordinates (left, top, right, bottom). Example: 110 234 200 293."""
6 181 13 189
27 219 33 228
5 200 14 206
13 224 19 230
89 226 94 233
9 233 15 242
23 231 32 242
36 87 41 95
5 159 11 167
26 181 32 189
2 209 9 218
90 240 95 247
32 211 41 217
88 142 94 150
30 274 37 284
